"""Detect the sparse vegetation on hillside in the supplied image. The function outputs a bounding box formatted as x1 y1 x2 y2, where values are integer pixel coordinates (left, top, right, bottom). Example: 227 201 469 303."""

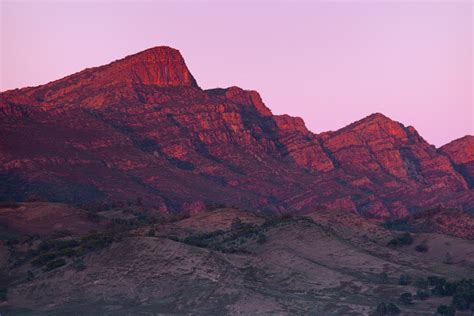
372 273 474 314
381 218 412 231
178 215 314 253
43 258 66 272
387 232 413 247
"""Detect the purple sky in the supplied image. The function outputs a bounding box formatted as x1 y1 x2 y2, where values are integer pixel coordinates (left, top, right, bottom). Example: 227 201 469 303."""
1 1 472 147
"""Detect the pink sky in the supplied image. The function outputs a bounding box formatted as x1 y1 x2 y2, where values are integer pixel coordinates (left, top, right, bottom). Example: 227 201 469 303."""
1 1 472 147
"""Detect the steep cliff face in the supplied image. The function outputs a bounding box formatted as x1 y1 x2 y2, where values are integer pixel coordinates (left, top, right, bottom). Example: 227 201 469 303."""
1 46 472 217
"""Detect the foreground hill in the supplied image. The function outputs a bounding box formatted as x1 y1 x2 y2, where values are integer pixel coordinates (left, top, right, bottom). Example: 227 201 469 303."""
1 204 473 315
1 46 473 217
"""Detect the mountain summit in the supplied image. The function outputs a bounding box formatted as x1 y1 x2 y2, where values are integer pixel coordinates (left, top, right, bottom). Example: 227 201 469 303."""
0 46 473 217
103 46 198 87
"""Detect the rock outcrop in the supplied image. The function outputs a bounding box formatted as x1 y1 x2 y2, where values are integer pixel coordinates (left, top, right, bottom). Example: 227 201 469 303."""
440 136 474 188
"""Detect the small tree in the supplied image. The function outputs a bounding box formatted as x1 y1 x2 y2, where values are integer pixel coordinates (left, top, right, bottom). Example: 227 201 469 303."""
399 292 413 305
415 289 430 300
399 274 412 285
0 288 6 302
437 304 455 316
375 302 401 315
379 272 390 284
257 233 267 244
414 277 429 289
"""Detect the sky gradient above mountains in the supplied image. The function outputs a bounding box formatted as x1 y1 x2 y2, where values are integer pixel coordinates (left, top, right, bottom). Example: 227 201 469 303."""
1 1 472 147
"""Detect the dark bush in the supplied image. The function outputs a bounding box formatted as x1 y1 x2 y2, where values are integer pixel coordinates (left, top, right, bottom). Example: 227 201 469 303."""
415 243 429 252
414 277 429 289
38 239 79 252
379 272 390 284
452 294 470 310
437 304 455 316
451 279 474 310
387 232 413 247
399 274 412 285
50 230 72 239
399 292 413 305
43 258 66 271
147 229 156 237
0 288 6 301
56 247 78 257
31 252 58 267
80 232 114 251
415 289 430 300
72 258 86 271
182 230 225 248
431 279 457 296
428 276 446 287
257 233 267 244
375 302 401 315
6 238 19 247
444 252 453 264
231 218 244 231
382 218 412 231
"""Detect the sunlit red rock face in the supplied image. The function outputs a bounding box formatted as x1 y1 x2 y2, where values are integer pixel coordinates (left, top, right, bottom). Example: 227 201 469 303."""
1 46 473 217
440 136 474 188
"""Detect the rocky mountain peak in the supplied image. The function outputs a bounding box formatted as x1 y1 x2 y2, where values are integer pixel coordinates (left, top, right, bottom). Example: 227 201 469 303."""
108 46 198 87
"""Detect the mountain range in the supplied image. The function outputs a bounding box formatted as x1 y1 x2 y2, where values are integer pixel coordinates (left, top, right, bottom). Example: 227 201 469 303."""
1 46 473 218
